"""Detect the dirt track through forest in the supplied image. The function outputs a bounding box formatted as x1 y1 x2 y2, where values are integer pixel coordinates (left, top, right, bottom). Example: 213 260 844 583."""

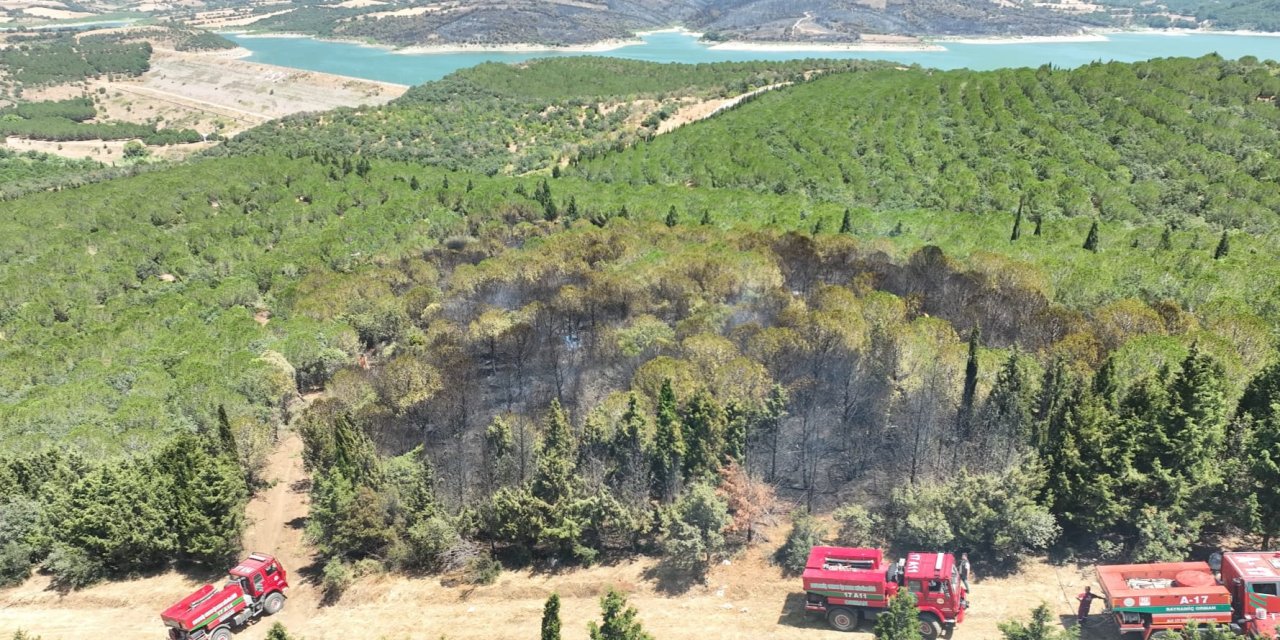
0 430 1121 640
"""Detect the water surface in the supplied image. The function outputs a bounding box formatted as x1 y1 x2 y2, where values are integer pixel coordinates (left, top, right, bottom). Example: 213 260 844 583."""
224 30 1280 85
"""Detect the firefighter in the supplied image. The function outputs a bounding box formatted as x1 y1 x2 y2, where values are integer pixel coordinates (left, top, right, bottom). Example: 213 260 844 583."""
958 553 971 591
1077 586 1103 624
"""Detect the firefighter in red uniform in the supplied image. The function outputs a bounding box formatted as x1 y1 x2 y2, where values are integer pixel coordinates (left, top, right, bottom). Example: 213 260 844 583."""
1077 586 1102 624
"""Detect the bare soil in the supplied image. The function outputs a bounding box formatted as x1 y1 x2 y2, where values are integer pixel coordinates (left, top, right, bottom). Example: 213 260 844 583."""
3 45 406 163
0 427 1113 640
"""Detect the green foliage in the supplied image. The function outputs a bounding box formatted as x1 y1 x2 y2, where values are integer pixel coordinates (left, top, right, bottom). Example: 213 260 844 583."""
265 622 293 640
1131 506 1194 562
661 482 730 575
321 556 354 599
578 56 1280 232
777 510 827 575
833 504 880 547
542 593 562 640
465 552 502 585
999 603 1078 640
42 544 104 590
0 541 31 586
588 588 653 640
220 57 899 176
874 589 923 640
880 466 1058 568
1 98 95 122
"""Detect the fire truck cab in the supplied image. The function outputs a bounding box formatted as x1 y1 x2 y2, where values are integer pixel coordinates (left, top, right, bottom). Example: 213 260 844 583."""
1222 552 1280 638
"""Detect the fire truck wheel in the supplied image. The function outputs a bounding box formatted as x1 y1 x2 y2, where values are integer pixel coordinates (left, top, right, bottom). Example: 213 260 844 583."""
917 614 942 640
826 607 860 632
264 592 286 615
210 626 232 640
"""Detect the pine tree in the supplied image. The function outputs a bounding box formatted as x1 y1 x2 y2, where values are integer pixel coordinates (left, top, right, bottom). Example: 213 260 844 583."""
979 352 1034 458
957 327 981 439
533 400 578 505
1158 224 1173 250
409 175 420 191
650 379 685 502
680 390 727 479
542 593 562 640
1083 221 1100 252
1239 361 1280 424
840 208 853 234
1247 413 1280 548
761 384 789 483
588 588 653 640
1011 198 1024 241
1033 213 1042 236
723 401 748 464
665 206 678 228
1163 344 1229 489
1214 231 1230 259
811 218 825 235
609 393 649 502
53 463 177 574
161 434 247 564
874 590 924 640
566 196 579 220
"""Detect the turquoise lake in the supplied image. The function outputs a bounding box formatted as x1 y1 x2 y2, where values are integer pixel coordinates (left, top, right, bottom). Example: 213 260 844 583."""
225 30 1280 86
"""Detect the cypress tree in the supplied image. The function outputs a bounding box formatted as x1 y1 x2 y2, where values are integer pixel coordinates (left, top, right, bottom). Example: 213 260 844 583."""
650 379 685 502
1239 361 1280 424
680 390 728 479
665 206 678 228
761 384 789 483
1214 231 1230 259
1163 345 1229 488
700 209 712 225
840 207 852 234
1033 213 1042 237
1011 198 1024 241
1083 220 1100 252
215 405 237 455
811 218 825 235
957 326 981 439
542 593 562 640
566 196 579 220
409 175 420 191
1159 224 1173 250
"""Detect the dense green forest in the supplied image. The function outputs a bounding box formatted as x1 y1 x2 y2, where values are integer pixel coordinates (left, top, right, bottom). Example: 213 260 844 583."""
0 35 151 89
2 55 1280 593
217 57 904 175
575 55 1280 232
0 98 201 144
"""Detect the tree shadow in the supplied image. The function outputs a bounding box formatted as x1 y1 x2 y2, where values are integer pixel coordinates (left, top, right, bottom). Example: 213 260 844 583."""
775 592 852 632
640 560 704 595
286 516 308 530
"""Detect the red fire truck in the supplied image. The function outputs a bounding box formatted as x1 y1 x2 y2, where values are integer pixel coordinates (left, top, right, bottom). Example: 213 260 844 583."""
802 546 968 638
1096 551 1280 638
160 553 289 640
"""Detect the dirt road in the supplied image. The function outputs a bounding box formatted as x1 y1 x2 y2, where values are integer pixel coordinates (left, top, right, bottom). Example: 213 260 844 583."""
0 429 1110 640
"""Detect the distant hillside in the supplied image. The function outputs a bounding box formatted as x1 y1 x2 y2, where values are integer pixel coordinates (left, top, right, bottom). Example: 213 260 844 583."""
573 54 1280 232
193 0 1112 47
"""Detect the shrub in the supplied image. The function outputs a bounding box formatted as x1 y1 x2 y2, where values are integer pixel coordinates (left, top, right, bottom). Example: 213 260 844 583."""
321 556 353 599
832 504 880 547
466 552 501 585
42 544 104 589
0 542 31 586
776 510 826 575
